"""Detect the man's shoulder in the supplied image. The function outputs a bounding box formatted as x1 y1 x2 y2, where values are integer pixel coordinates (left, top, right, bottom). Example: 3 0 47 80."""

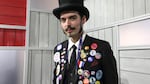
86 35 109 45
54 40 68 51
59 40 68 45
85 35 111 50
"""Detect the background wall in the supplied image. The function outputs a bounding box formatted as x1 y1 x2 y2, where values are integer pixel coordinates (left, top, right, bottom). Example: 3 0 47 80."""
84 0 150 84
27 11 67 84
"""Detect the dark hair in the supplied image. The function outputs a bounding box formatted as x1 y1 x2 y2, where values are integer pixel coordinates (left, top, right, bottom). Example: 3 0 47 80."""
78 12 84 18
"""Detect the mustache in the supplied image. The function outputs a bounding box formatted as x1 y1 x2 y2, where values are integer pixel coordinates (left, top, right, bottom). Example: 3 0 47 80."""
65 25 75 31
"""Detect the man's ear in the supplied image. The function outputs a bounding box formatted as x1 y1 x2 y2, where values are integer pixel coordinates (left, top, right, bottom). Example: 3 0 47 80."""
82 15 87 24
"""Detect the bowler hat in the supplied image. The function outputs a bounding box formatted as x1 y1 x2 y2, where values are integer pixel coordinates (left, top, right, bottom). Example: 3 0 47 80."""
53 0 89 20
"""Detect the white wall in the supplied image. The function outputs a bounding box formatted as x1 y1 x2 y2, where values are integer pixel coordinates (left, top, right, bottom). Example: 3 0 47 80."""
84 0 150 84
27 11 67 84
30 0 58 12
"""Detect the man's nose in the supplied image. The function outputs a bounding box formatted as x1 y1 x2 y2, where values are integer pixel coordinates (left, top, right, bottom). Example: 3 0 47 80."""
65 19 71 26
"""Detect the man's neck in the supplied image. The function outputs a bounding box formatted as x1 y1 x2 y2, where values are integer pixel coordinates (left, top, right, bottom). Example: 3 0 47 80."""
71 32 83 43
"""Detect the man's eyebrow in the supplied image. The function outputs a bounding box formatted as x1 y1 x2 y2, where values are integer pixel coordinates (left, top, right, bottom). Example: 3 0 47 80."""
60 14 77 19
69 15 77 18
60 17 65 19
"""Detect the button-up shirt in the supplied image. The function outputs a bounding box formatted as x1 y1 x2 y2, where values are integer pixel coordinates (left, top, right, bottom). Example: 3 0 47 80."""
68 33 86 63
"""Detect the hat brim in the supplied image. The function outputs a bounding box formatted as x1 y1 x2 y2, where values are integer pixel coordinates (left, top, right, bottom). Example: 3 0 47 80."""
53 5 89 20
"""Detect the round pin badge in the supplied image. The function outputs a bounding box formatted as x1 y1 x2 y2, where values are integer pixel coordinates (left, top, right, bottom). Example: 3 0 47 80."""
83 70 90 78
89 77 96 84
81 51 87 59
95 53 102 59
91 71 96 75
91 43 98 50
61 55 65 59
64 60 66 63
63 48 66 50
83 58 87 62
57 44 62 50
58 74 62 80
88 57 94 62
78 80 83 84
90 50 96 56
56 64 60 76
61 51 66 55
61 59 65 63
83 78 89 84
95 81 101 84
96 70 103 80
84 46 89 50
54 52 60 62
78 69 83 75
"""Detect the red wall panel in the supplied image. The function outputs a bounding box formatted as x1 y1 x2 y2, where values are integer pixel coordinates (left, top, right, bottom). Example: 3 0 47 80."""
0 6 26 17
0 0 26 26
0 0 26 46
0 0 26 8
15 30 25 46
0 16 26 26
3 29 16 46
0 29 4 46
0 29 26 46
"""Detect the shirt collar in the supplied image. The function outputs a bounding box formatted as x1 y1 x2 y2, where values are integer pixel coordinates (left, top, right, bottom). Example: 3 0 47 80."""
68 32 86 50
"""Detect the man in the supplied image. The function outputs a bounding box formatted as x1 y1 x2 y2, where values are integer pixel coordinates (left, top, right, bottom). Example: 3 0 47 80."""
52 0 118 84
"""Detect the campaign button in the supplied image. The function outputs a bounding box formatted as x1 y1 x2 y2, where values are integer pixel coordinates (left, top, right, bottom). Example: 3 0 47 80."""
83 78 89 84
78 80 83 84
54 52 60 62
83 58 87 62
83 70 90 78
57 44 62 50
91 71 95 75
63 48 66 50
88 57 94 62
78 69 83 75
91 43 98 50
90 50 96 56
61 63 64 67
61 59 65 63
81 52 87 59
56 64 60 76
61 51 66 55
95 53 102 59
89 77 96 84
61 55 65 59
58 74 62 80
64 60 66 63
95 81 101 84
96 70 103 80
84 46 89 50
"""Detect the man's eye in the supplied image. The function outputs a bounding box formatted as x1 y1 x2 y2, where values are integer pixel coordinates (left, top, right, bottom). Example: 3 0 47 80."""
60 18 66 23
70 16 77 20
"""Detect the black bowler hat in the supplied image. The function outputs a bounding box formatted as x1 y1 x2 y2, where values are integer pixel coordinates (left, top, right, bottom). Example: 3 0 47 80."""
53 0 89 20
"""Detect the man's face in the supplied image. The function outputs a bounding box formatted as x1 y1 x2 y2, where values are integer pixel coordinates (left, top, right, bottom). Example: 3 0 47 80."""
60 11 86 38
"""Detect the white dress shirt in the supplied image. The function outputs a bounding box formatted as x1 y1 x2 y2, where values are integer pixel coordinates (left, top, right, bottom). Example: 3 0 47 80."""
68 33 86 63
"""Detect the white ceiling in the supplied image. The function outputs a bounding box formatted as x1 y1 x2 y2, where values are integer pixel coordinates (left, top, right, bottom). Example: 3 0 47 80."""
30 0 58 12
